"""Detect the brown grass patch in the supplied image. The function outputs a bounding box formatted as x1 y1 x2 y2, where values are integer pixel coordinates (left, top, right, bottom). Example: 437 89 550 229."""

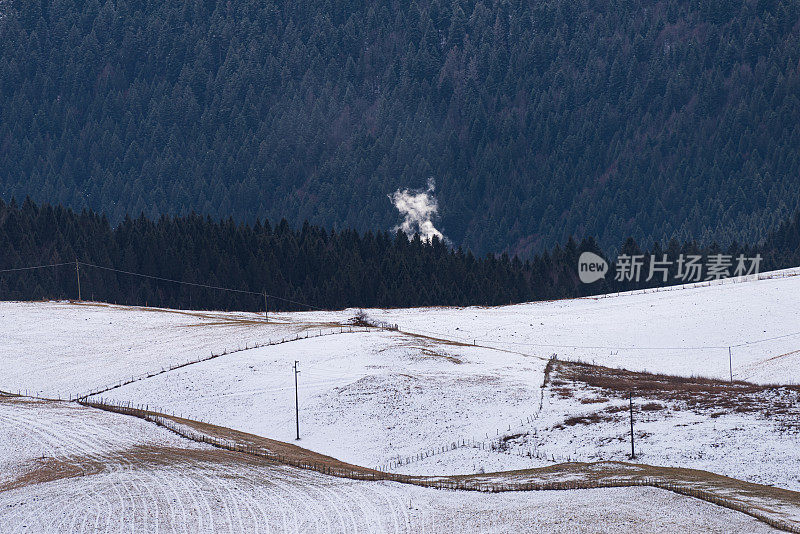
554 412 615 429
74 400 800 531
552 360 800 413
0 457 95 492
552 387 573 399
580 397 609 404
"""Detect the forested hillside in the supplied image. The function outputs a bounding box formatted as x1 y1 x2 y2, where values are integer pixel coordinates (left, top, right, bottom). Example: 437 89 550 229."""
1 0 799 255
2 198 798 311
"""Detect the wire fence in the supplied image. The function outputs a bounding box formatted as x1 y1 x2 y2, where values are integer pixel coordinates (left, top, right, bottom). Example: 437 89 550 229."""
589 268 800 301
378 432 576 472
73 325 378 400
377 389 573 472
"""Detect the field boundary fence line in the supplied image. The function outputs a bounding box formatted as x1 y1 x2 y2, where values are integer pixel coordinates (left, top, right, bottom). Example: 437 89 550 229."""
376 426 576 472
72 397 800 534
590 269 800 301
378 370 571 471
74 325 377 400
379 354 573 472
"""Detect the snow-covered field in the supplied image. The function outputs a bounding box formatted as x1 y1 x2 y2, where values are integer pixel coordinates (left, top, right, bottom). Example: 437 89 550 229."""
496 361 800 491
0 398 779 533
300 269 800 384
84 332 545 471
89 331 547 472
0 301 338 398
2 268 800 531
0 396 211 489
54 270 794 487
4 472 779 534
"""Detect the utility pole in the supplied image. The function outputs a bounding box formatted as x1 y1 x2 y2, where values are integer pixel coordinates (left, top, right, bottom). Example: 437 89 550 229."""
729 346 733 383
75 259 81 301
264 292 269 323
293 360 300 440
629 391 635 459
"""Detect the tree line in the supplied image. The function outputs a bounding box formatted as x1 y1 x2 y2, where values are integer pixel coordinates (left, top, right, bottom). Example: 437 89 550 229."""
1 198 798 312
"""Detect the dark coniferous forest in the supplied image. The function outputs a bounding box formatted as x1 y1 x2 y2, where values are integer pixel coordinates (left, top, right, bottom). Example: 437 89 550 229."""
2 198 799 311
1 0 799 256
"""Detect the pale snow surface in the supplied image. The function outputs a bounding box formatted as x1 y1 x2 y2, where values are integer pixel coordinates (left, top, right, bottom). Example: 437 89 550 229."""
498 370 800 491
2 269 800 530
0 397 780 533
48 270 794 487
2 474 778 534
298 268 800 384
90 331 547 471
0 301 338 398
0 396 210 488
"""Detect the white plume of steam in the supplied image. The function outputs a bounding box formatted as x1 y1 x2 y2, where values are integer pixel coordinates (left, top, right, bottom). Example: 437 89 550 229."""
390 178 446 242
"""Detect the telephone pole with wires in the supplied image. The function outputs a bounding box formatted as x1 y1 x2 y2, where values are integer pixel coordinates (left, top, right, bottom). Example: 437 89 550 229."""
729 346 733 382
629 391 636 459
293 360 300 440
75 259 81 301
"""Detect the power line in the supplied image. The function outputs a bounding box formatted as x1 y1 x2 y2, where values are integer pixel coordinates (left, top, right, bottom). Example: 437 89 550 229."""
4 260 800 348
0 259 327 311
483 339 730 351
0 261 73 274
406 327 728 350
731 330 800 348
77 261 327 311
80 261 261 295
406 326 800 352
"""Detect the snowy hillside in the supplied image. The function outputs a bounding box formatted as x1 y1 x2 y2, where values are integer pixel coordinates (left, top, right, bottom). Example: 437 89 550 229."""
2 268 800 531
89 331 548 472
2 397 777 534
0 302 332 398
304 269 800 384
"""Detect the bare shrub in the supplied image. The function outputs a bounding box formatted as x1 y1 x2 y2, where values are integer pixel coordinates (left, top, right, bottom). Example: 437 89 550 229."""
347 310 398 330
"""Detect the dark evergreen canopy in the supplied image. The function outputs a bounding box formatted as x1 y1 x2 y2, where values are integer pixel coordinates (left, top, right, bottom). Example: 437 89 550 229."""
1 198 796 311
1 0 799 256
